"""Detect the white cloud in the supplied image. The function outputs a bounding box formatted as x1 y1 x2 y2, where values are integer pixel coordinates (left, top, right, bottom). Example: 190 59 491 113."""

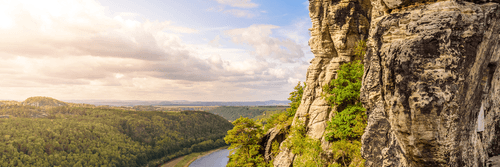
207 5 225 12
215 0 258 8
225 24 305 63
223 9 257 18
0 0 307 101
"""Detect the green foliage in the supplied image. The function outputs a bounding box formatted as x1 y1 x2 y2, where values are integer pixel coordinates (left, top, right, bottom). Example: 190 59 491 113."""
223 81 306 167
283 120 325 167
354 40 367 59
208 106 265 121
325 103 366 140
323 60 364 107
323 40 367 167
0 105 233 167
287 82 305 117
261 81 305 133
329 140 365 167
224 117 267 167
252 109 288 122
262 111 292 133
23 96 67 107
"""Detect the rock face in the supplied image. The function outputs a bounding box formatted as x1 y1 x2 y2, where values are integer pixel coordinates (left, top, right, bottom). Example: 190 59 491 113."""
259 126 289 163
271 0 500 166
361 0 500 166
273 0 371 166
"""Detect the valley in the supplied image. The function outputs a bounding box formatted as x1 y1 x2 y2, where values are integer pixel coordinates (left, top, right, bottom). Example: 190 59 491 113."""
0 97 290 167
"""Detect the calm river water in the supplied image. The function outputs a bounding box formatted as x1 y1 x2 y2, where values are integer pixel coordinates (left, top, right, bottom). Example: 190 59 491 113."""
189 149 230 167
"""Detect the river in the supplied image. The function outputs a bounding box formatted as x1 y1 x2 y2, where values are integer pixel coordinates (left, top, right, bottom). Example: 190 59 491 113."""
189 149 230 167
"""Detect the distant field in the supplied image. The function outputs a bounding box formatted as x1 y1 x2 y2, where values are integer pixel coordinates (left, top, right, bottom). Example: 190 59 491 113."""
249 106 289 111
156 106 220 108
156 106 220 111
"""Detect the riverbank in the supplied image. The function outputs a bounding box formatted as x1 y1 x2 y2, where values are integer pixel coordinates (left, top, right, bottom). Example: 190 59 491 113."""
161 146 228 167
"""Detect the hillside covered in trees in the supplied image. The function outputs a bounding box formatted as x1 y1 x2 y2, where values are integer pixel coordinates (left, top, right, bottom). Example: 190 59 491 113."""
207 106 288 121
0 97 233 167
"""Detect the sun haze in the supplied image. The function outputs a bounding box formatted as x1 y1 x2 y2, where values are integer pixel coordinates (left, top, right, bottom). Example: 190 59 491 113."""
0 0 312 101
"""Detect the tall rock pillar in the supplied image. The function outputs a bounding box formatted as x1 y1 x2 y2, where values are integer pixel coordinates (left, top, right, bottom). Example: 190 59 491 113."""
273 0 371 166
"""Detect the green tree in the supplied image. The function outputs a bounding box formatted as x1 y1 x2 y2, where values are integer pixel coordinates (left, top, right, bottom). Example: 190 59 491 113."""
286 82 305 117
323 40 367 167
224 117 266 167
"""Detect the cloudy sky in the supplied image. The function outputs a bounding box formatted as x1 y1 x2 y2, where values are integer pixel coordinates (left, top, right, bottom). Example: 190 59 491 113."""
0 0 313 101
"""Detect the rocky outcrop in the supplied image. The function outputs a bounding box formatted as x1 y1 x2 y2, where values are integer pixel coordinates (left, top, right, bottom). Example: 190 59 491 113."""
361 0 500 166
273 0 372 166
259 126 289 163
270 0 500 166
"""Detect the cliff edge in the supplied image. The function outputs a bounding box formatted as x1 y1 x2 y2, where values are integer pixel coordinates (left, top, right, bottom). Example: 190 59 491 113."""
270 0 500 166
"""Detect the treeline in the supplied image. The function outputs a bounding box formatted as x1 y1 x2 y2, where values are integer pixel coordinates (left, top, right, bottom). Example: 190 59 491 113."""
207 106 265 121
0 105 233 167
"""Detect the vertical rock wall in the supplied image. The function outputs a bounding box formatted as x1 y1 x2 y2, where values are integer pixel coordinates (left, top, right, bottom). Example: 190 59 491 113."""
271 0 500 166
361 0 500 166
273 0 371 166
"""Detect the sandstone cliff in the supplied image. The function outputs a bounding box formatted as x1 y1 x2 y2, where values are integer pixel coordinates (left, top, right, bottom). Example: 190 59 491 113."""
268 0 500 166
361 0 500 166
273 0 371 165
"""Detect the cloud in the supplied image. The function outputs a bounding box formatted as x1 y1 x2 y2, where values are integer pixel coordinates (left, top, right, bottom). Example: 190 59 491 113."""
0 0 308 101
215 0 258 8
225 24 305 63
223 9 257 18
207 6 258 18
209 35 222 47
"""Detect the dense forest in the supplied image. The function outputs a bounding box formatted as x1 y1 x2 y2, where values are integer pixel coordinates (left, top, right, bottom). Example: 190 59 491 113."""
207 106 288 121
0 97 233 167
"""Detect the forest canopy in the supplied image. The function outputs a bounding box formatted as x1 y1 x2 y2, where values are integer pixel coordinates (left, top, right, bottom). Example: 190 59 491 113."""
0 98 233 167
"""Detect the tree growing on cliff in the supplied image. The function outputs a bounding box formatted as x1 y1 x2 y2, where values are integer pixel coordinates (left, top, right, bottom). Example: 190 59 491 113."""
287 81 305 117
224 81 306 166
224 117 266 167
323 40 367 167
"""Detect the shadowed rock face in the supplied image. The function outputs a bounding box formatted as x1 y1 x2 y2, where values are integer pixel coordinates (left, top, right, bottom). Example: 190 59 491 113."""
269 0 500 166
361 1 500 166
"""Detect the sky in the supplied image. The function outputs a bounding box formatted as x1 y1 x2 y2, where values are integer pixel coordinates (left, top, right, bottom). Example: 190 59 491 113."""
0 0 313 101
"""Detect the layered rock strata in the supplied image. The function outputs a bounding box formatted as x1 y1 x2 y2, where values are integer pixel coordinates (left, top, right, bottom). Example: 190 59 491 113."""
361 0 500 166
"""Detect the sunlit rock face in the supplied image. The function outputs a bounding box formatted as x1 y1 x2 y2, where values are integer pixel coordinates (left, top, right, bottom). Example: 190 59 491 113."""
272 0 372 166
269 0 500 166
361 0 500 166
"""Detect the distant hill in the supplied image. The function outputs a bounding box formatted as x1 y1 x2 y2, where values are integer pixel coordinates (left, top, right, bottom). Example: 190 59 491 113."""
0 100 21 106
22 96 67 107
65 100 291 107
156 100 291 106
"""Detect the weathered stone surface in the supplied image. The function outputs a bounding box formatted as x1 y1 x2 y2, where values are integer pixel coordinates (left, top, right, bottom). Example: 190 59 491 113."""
361 1 500 166
273 0 372 166
488 156 500 167
259 127 289 163
271 0 500 166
